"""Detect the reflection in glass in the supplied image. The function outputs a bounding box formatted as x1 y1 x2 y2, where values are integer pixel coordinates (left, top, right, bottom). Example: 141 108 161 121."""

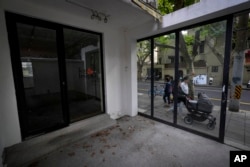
225 12 250 148
176 20 227 137
137 40 151 116
17 23 64 134
63 28 103 122
153 33 176 123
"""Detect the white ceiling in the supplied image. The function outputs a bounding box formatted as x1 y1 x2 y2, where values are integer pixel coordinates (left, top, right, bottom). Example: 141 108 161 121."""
27 0 154 29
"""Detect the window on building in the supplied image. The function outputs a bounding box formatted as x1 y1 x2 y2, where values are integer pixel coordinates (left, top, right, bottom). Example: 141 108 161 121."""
22 62 33 77
199 40 205 53
211 66 219 72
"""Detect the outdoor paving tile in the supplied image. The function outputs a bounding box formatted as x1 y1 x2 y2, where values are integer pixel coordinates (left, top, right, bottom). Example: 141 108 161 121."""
244 130 250 136
226 127 244 133
245 130 250 135
227 119 245 127
245 133 250 138
230 116 245 122
225 137 245 146
230 111 245 115
245 123 250 131
226 127 244 135
246 116 250 120
226 128 244 136
226 127 244 134
245 136 250 147
230 111 246 114
225 134 244 143
245 120 250 125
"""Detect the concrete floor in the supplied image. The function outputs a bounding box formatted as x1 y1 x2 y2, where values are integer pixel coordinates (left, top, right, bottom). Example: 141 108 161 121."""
23 115 238 167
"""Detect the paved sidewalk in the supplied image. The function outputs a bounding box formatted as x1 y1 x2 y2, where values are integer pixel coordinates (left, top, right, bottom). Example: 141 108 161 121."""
24 115 238 167
167 104 250 150
224 109 250 150
138 92 250 150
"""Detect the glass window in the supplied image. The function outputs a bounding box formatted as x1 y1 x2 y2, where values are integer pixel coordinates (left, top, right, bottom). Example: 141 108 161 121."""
177 20 227 137
22 62 33 77
63 28 104 122
153 33 176 123
137 39 152 116
17 23 64 134
211 66 219 72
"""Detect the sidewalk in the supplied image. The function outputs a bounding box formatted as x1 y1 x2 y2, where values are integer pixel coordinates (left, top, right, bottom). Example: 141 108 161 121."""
23 115 238 167
162 103 250 150
138 92 250 150
224 108 250 150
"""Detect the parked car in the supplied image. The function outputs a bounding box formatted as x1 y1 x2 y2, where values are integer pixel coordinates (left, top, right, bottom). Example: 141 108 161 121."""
247 80 250 88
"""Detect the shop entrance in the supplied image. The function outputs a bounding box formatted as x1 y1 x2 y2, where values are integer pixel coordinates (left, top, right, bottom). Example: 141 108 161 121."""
6 12 105 139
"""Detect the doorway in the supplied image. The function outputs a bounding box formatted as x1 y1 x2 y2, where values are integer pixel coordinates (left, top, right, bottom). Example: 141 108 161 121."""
6 12 105 139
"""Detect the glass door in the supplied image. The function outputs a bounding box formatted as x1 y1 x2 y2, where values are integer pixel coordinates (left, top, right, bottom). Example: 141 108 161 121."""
15 23 66 138
63 28 104 122
174 18 234 142
137 39 153 116
6 12 105 139
137 16 234 142
153 33 176 123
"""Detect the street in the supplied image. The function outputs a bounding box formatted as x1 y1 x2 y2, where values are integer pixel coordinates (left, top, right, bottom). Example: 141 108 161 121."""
138 81 250 112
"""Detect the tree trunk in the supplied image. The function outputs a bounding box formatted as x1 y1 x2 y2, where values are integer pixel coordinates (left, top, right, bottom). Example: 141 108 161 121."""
188 30 201 99
174 0 184 11
228 14 248 112
179 32 195 99
174 0 195 99
137 62 144 81
205 36 224 64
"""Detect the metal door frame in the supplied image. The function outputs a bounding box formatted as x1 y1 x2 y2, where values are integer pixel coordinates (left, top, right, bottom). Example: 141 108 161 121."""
138 15 234 143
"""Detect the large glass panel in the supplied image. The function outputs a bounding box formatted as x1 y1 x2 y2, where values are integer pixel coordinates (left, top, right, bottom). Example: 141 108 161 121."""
137 40 152 116
17 23 64 134
63 28 104 122
153 33 176 123
176 20 227 137
226 12 250 149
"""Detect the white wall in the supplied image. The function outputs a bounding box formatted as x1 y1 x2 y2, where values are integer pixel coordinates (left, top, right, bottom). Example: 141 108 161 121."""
0 2 22 165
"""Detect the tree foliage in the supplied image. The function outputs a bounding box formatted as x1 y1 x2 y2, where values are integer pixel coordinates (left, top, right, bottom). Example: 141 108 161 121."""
137 40 151 80
157 0 199 15
157 0 174 15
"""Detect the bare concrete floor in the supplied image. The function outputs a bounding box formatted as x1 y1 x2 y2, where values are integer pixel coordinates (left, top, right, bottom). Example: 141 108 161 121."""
24 115 239 167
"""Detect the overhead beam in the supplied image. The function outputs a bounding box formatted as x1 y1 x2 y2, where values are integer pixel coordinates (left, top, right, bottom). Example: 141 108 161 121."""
131 0 162 22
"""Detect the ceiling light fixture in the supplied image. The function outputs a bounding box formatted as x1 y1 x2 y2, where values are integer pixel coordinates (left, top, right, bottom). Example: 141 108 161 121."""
66 0 109 23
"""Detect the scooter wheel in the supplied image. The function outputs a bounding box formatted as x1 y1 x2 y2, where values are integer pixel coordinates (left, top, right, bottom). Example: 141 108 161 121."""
207 122 216 130
184 116 193 125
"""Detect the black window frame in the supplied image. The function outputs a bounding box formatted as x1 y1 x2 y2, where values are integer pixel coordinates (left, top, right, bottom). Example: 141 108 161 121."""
137 14 234 144
5 12 106 140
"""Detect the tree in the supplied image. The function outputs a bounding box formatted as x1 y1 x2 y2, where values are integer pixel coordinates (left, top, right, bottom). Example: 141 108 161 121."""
137 40 151 80
157 0 200 99
228 13 249 112
158 0 199 13
203 22 227 64
138 0 200 74
157 1 231 99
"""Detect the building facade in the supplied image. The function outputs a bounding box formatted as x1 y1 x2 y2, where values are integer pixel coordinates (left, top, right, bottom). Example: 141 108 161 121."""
1 0 250 166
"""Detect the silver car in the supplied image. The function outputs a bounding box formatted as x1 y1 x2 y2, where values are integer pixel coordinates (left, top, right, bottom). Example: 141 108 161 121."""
247 80 250 88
